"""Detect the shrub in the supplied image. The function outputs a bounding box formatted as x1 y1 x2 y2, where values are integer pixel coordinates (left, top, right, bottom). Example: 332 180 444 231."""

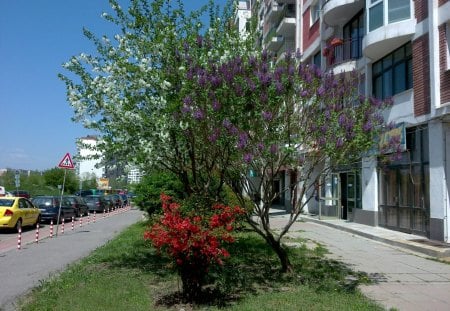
144 193 244 301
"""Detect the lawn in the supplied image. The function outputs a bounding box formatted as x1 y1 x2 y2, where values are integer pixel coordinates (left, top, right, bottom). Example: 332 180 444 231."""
18 221 384 311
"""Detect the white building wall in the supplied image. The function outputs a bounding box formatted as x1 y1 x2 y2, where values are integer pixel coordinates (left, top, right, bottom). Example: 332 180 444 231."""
77 136 104 180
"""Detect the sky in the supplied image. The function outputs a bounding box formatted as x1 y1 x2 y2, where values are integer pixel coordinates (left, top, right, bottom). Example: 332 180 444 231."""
0 0 227 171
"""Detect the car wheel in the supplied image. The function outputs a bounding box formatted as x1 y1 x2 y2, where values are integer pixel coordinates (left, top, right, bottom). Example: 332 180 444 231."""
15 219 22 233
34 215 41 226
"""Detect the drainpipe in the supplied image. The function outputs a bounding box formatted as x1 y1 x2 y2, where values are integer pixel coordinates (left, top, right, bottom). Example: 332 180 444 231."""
296 0 303 56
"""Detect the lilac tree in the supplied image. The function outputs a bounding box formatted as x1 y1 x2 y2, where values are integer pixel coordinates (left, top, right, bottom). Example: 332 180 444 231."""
180 50 398 272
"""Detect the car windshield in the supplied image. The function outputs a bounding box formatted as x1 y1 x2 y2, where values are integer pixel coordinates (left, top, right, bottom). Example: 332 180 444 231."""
0 199 14 207
33 198 57 206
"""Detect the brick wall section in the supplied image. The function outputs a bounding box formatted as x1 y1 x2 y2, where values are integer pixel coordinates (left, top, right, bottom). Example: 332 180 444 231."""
412 34 431 116
414 0 428 22
302 7 320 52
439 25 450 105
438 0 448 7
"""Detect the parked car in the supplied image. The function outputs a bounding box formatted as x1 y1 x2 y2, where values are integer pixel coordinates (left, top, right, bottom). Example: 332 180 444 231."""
31 196 76 223
84 195 109 213
64 195 89 217
0 197 41 232
10 190 31 199
105 195 116 209
106 194 123 208
119 194 128 207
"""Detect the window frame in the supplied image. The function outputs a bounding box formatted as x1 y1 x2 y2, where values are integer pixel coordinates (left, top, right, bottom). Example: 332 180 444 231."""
372 42 412 99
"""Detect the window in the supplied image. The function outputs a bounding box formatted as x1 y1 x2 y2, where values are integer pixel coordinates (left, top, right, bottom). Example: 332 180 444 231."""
311 4 320 26
369 0 383 31
343 11 365 60
372 42 412 99
388 0 410 23
369 0 410 32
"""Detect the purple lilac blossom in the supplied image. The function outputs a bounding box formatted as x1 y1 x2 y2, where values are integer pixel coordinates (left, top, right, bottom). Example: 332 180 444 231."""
243 153 253 163
262 111 273 121
270 144 278 154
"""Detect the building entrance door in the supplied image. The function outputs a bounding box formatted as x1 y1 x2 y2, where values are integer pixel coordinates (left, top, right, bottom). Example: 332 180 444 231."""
340 172 358 221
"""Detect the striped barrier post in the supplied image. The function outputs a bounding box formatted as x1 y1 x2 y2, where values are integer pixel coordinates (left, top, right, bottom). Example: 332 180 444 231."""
87 213 90 225
50 220 53 238
61 218 65 235
79 215 83 228
103 209 106 218
35 223 39 243
71 216 74 231
93 211 96 223
17 227 22 250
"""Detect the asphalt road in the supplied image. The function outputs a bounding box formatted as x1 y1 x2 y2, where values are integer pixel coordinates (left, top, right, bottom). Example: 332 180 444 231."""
0 207 145 311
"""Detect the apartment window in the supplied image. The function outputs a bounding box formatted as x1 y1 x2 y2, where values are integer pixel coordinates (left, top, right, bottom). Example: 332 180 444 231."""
388 0 410 23
369 0 410 31
311 3 320 26
372 42 412 99
343 11 364 60
369 0 383 31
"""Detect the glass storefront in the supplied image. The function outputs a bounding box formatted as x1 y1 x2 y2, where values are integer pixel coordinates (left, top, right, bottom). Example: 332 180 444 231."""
378 126 430 236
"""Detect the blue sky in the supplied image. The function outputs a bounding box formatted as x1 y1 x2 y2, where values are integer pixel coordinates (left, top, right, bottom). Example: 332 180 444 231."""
0 0 226 171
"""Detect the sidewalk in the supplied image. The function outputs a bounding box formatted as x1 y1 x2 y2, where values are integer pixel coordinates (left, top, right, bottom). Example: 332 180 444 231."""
269 212 450 311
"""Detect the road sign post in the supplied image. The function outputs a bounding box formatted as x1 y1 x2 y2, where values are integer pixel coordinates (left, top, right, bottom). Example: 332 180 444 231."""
56 153 75 236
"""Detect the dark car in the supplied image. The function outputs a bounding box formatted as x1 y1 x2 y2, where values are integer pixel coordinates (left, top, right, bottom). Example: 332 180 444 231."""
106 194 123 208
103 195 115 210
119 194 128 207
84 195 109 213
11 190 31 199
31 196 76 223
64 195 89 217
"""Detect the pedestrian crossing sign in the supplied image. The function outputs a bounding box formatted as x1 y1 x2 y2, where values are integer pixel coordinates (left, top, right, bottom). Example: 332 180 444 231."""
58 153 75 169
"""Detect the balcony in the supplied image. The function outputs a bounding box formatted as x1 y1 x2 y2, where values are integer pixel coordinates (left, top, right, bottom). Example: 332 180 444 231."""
275 5 296 38
265 1 285 22
264 26 284 52
325 37 362 72
322 0 364 26
363 19 415 60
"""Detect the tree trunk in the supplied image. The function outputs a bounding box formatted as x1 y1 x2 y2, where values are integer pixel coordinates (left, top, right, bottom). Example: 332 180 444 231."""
266 233 293 273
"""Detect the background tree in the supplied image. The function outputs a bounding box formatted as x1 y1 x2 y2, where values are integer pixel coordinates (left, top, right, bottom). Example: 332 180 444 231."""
43 168 78 194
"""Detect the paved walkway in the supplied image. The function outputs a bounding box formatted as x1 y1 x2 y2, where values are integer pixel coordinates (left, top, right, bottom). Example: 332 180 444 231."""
270 213 450 311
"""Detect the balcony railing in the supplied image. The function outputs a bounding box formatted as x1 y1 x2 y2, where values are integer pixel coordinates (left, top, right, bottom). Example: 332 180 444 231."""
325 36 363 68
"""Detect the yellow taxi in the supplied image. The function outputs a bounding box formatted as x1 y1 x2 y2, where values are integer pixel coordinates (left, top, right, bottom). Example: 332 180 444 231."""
0 196 41 232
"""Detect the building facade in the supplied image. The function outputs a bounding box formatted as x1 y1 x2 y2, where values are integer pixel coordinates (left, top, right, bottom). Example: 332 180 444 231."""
76 135 105 182
242 0 450 242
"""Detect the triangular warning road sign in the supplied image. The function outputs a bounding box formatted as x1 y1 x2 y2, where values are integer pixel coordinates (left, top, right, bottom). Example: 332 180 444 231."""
58 153 75 169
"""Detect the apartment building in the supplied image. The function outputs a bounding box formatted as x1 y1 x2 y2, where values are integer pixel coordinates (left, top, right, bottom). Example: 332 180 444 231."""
241 0 450 242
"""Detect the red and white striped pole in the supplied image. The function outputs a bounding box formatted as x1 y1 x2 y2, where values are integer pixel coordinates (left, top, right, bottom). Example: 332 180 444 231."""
79 215 83 228
61 218 65 235
35 223 39 243
17 227 22 250
50 220 54 238
71 216 74 231
87 213 90 225
103 209 106 218
93 211 96 223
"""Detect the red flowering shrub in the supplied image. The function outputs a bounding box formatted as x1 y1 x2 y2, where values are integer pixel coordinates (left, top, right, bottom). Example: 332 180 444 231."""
144 193 244 300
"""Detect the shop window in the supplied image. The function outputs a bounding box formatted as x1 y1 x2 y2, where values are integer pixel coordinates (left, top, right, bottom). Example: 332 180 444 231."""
372 42 412 99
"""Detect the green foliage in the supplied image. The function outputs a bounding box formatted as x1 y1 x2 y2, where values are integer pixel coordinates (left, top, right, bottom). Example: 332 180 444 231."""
18 222 383 311
0 169 82 196
133 170 184 215
43 168 78 194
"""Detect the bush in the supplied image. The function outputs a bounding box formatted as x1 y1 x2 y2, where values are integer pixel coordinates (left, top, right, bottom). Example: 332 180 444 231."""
134 171 184 216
